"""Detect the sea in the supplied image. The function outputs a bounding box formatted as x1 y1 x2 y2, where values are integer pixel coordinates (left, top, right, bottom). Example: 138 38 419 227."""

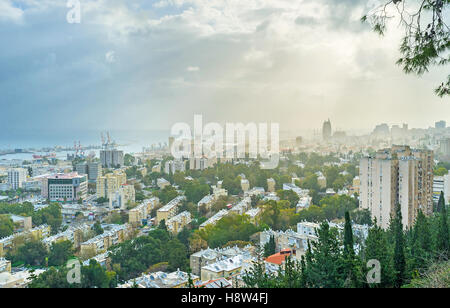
0 129 170 161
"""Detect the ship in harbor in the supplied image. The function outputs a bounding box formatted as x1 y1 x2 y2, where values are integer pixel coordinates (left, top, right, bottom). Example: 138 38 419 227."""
32 153 57 160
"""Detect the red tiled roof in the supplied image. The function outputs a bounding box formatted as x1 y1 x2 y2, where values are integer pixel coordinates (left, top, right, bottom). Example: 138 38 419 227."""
265 250 294 265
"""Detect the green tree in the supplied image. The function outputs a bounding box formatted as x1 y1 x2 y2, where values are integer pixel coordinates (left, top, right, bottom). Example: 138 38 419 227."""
342 211 361 287
276 189 299 208
32 203 62 234
124 154 136 166
364 221 394 288
13 240 48 266
81 260 117 288
434 167 449 176
93 221 104 235
303 222 344 288
0 215 14 238
436 191 445 213
408 210 432 276
48 240 74 267
28 267 73 288
167 238 189 271
363 0 449 97
263 235 276 258
436 197 449 255
391 203 406 288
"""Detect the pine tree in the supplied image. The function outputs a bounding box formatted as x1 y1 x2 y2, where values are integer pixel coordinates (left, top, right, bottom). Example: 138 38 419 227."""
304 221 345 288
392 203 406 288
263 235 276 257
436 197 449 255
364 220 394 288
437 191 445 213
408 210 432 275
344 211 354 256
343 211 359 287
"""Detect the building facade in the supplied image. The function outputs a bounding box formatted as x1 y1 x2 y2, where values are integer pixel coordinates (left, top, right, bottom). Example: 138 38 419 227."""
45 172 88 202
7 168 27 190
75 162 102 182
359 145 434 229
100 149 124 168
96 171 127 199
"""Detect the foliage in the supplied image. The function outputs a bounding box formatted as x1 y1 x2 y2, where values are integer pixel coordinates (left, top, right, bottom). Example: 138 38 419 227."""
8 240 48 267
263 235 276 257
108 228 188 281
29 260 117 288
195 213 260 248
363 0 449 97
32 203 62 234
243 204 450 288
0 215 15 238
154 185 179 205
93 221 104 235
405 260 450 288
276 190 299 208
48 240 74 267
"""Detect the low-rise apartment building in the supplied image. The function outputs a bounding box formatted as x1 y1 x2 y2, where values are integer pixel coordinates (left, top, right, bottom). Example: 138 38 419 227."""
156 196 185 224
166 211 191 234
42 223 91 250
190 245 255 277
0 225 51 257
80 224 131 256
128 197 159 226
199 209 229 230
118 270 199 288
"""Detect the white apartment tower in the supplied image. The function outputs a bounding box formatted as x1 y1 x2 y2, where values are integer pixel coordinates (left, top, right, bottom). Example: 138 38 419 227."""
360 145 433 229
7 168 27 190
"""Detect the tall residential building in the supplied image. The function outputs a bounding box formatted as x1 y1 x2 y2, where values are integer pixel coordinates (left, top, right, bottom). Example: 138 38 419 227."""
100 149 124 168
322 119 332 141
75 162 102 181
45 172 88 202
189 157 216 171
433 173 450 205
96 171 127 199
7 168 27 190
435 120 446 129
359 145 433 229
164 160 186 174
440 138 450 161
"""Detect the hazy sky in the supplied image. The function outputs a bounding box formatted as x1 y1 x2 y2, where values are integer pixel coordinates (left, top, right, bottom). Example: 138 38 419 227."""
1 0 449 136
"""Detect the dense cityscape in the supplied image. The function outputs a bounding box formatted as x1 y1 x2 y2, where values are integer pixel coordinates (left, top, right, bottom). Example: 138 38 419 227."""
0 119 449 289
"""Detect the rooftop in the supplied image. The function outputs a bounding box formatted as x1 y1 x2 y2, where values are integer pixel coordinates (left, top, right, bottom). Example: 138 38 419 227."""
265 249 294 265
158 196 185 212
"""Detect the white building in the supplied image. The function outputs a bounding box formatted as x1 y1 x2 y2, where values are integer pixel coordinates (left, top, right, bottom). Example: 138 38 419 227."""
157 178 170 189
166 211 192 234
118 270 199 288
164 160 186 174
7 168 27 190
359 146 434 229
433 173 450 204
199 209 229 229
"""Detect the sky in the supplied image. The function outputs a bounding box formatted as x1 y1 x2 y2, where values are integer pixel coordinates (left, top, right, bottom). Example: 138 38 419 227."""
1 0 449 138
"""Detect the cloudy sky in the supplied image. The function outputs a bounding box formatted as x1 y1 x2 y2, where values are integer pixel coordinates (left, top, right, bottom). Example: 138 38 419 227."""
1 0 449 138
